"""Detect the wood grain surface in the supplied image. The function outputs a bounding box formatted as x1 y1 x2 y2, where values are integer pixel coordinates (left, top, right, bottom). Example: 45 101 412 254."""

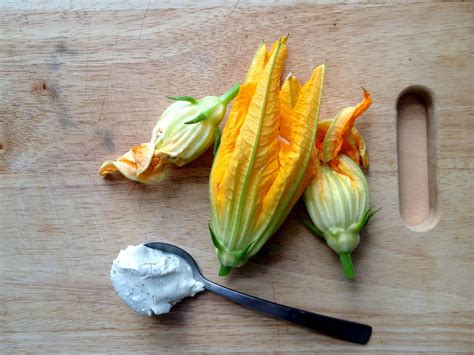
1 1 473 353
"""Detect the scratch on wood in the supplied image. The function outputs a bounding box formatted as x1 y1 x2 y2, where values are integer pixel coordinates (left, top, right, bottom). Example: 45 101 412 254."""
138 0 151 40
227 0 240 20
98 34 121 122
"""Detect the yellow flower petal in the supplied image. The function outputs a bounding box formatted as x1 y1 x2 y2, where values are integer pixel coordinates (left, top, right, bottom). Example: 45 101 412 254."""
255 64 325 242
351 127 369 169
212 40 272 191
316 119 369 169
268 34 288 59
322 89 372 164
211 84 256 208
279 74 301 143
99 143 167 184
244 42 268 85
216 38 286 243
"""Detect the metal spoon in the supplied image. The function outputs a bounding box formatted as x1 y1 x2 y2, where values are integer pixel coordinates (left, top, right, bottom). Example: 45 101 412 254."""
145 242 372 345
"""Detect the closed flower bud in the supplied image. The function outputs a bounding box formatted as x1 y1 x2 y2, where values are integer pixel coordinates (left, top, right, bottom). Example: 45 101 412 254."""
99 84 239 184
304 155 374 279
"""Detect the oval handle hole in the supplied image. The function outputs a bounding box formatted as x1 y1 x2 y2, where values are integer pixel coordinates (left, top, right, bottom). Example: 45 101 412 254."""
396 86 438 232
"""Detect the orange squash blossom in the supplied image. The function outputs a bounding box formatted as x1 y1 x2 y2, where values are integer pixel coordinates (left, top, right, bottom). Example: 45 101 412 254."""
210 36 326 275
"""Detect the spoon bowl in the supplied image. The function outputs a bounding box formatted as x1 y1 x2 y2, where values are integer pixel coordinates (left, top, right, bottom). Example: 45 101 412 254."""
145 242 204 282
144 242 372 345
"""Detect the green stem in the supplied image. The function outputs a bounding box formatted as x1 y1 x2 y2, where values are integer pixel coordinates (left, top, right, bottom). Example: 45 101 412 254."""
218 265 232 277
219 83 240 106
339 253 356 279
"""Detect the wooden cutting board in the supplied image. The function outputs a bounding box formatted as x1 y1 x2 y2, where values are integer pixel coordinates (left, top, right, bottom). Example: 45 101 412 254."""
1 1 473 352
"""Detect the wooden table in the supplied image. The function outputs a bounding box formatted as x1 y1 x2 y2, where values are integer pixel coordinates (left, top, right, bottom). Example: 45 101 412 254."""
1 1 473 352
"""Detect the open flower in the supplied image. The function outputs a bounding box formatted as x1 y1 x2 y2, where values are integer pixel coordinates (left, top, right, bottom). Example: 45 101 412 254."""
99 84 240 184
303 90 374 279
210 37 325 275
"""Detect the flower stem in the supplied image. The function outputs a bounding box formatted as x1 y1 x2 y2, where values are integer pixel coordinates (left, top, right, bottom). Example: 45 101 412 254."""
218 265 232 277
339 253 356 279
219 83 240 106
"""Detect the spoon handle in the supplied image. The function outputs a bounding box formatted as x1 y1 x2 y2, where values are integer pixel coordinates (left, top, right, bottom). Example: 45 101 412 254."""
203 279 372 345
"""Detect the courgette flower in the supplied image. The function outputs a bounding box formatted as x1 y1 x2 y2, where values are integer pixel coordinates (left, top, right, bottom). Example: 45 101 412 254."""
210 37 325 276
304 90 375 279
99 85 239 184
